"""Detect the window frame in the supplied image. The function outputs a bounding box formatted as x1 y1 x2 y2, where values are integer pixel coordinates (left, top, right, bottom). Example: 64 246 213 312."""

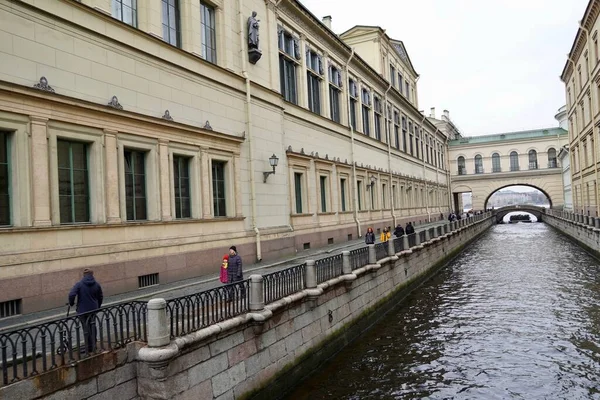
278 27 299 104
57 139 90 225
0 131 10 227
162 0 181 47
200 1 217 63
318 174 329 213
510 151 520 171
112 0 138 28
457 156 466 175
492 153 501 172
169 144 201 219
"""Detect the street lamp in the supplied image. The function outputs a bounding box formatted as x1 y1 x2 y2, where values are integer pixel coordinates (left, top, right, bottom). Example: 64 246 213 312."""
263 154 279 182
366 175 377 190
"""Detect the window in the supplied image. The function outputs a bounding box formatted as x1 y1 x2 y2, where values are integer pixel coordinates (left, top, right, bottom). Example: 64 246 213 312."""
415 127 420 159
340 178 347 212
548 148 557 168
390 65 396 86
112 0 137 27
398 73 403 94
457 156 466 175
162 0 180 47
124 150 147 221
349 79 358 130
329 65 342 123
405 81 410 99
492 153 501 172
583 139 588 168
402 117 407 152
200 2 216 63
595 33 599 63
510 151 519 171
319 175 328 212
393 112 400 150
278 28 298 104
474 154 483 174
173 156 191 219
382 183 386 209
357 181 363 210
306 49 322 114
361 88 371 136
0 132 9 226
528 150 538 170
57 140 89 224
392 184 397 208
373 96 382 141
212 160 227 217
294 172 303 213
408 122 414 155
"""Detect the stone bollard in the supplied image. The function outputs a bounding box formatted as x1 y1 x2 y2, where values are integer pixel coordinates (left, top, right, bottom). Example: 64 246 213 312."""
444 223 449 234
305 260 316 288
424 229 430 242
342 251 351 275
249 274 265 311
147 298 170 348
415 231 421 246
388 237 395 256
585 215 590 225
403 234 409 250
368 244 376 264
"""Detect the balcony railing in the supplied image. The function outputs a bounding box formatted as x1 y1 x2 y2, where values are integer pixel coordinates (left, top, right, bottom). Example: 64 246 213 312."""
458 167 467 175
529 161 538 170
475 166 484 174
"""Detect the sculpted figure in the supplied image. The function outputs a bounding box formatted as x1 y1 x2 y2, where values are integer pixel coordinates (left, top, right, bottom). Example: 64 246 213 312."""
248 11 259 49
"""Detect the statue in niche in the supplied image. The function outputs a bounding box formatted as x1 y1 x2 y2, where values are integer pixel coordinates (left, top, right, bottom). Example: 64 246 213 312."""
247 11 263 64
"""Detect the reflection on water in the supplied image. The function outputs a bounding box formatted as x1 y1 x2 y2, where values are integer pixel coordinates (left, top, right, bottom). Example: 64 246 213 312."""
286 224 600 399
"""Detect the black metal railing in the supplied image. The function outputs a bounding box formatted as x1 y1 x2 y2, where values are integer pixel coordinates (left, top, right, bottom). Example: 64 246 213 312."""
428 227 435 239
350 247 369 270
408 233 417 248
374 242 388 260
263 263 306 304
393 236 404 253
419 231 426 243
166 279 249 339
315 254 343 284
0 301 147 386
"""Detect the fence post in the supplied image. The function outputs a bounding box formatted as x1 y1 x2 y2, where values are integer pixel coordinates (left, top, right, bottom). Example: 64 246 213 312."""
306 260 316 289
402 234 409 250
342 251 351 274
596 218 600 229
415 232 421 246
368 244 376 264
388 238 395 256
424 228 430 242
249 274 265 311
147 298 170 348
444 223 449 234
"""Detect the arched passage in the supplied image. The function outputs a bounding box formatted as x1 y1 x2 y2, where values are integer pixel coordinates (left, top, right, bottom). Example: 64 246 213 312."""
484 184 553 210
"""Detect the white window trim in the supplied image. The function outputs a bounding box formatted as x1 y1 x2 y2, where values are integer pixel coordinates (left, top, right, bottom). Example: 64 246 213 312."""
318 172 331 213
208 152 234 218
338 173 351 212
48 122 105 225
168 144 201 219
117 134 160 222
291 167 309 215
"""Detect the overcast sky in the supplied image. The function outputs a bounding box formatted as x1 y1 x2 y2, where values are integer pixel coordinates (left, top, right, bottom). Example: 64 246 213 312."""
300 0 587 136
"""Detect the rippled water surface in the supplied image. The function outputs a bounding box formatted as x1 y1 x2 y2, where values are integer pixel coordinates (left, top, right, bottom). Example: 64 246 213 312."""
287 223 600 399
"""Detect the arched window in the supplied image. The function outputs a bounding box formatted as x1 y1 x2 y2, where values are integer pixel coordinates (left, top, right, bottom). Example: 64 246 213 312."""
457 156 466 175
548 148 557 168
528 149 538 170
510 151 519 171
492 153 501 172
474 155 483 174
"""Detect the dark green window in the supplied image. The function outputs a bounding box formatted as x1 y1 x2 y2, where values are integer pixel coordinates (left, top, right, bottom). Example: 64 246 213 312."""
340 178 347 212
58 140 89 224
161 0 180 47
173 155 191 219
0 132 10 226
320 176 327 212
200 1 216 63
124 149 147 221
357 181 363 210
294 172 303 213
212 160 226 217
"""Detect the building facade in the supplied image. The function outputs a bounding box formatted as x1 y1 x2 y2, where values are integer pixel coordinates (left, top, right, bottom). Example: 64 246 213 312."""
561 0 600 217
0 0 450 315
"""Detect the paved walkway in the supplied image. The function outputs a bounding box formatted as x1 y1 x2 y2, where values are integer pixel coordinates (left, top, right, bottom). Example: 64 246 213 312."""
0 220 448 332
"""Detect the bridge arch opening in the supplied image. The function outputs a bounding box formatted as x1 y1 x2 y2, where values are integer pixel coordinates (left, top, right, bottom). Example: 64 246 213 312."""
502 211 539 223
484 184 552 210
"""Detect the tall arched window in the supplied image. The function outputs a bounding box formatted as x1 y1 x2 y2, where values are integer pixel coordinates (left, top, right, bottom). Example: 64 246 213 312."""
492 153 501 172
510 151 519 171
457 156 466 175
548 148 557 168
474 155 483 174
528 149 538 170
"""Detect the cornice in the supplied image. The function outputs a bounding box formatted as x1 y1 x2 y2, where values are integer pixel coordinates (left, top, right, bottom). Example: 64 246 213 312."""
561 0 600 81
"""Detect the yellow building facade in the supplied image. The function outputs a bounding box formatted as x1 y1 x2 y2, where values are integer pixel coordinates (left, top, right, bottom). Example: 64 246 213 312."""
0 0 450 314
561 0 600 217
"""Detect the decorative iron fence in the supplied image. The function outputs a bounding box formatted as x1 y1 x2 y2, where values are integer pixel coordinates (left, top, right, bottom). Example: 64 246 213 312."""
0 301 147 386
263 263 306 304
166 279 249 339
375 242 388 260
315 254 343 284
393 237 404 253
350 247 369 270
408 233 417 248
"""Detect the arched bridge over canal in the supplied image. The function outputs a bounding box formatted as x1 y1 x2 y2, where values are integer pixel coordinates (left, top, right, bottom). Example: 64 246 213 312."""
492 205 547 223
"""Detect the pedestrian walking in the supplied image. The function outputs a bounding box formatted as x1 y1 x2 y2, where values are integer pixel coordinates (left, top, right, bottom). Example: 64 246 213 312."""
220 254 229 284
227 246 243 283
365 227 375 244
68 268 103 354
393 224 405 237
405 222 415 235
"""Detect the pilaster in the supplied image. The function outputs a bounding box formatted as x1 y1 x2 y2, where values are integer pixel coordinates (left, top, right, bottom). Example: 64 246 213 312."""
233 154 243 218
138 0 163 40
180 0 202 55
29 117 51 227
298 34 308 109
323 54 331 120
104 130 121 224
159 139 172 221
200 147 212 219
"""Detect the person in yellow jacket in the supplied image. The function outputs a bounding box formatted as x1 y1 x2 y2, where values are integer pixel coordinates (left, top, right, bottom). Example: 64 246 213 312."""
380 227 391 242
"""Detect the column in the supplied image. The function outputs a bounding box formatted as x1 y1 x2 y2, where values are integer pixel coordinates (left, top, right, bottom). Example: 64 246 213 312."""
216 6 231 70
30 117 51 227
158 139 172 221
104 130 121 224
323 53 331 119
298 34 308 109
233 154 243 218
180 0 202 55
265 0 279 91
87 0 111 15
137 0 163 40
200 147 212 219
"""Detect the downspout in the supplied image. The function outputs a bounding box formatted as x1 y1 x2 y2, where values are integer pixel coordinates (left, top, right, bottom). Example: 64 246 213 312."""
383 82 395 226
420 114 430 221
579 21 600 217
238 0 261 261
344 49 359 236
566 55 580 213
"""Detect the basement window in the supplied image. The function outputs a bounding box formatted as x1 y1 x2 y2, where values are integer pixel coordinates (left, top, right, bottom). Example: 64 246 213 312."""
0 299 22 319
138 273 159 288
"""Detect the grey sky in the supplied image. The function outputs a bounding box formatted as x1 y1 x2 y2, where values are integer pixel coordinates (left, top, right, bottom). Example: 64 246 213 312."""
300 0 587 136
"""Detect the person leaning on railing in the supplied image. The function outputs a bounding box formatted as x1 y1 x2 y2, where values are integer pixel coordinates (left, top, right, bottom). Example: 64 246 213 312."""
68 268 103 354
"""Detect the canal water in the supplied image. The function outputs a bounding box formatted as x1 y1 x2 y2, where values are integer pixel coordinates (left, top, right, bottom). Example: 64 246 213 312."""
286 223 600 399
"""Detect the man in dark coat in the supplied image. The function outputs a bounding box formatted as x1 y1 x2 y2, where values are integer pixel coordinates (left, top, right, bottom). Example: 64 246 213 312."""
393 224 405 237
405 222 415 235
68 268 103 353
227 246 244 300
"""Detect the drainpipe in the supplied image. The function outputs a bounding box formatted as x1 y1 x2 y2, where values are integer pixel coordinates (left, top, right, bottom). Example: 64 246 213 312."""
566 55 581 214
383 82 395 227
238 0 261 261
420 114 430 221
578 21 600 217
344 49 359 236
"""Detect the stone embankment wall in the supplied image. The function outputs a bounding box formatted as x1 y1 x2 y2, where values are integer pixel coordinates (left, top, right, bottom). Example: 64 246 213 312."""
545 210 600 257
0 215 493 400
